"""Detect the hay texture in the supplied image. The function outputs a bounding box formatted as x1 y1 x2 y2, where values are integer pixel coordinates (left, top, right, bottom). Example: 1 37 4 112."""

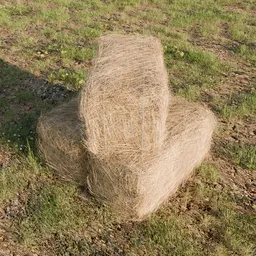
86 97 216 220
80 34 169 165
37 98 88 184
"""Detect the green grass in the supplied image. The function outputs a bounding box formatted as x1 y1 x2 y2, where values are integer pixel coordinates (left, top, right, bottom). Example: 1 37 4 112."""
1 112 39 153
0 0 255 254
215 92 256 121
138 204 255 256
19 183 94 246
219 142 256 170
139 215 202 256
1 155 254 255
197 163 220 183
0 149 41 203
48 69 86 91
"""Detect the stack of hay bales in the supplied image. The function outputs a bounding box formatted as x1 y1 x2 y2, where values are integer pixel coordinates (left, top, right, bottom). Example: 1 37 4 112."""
37 34 216 220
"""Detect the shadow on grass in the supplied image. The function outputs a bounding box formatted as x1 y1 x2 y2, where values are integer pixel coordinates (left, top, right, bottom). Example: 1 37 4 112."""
0 59 76 155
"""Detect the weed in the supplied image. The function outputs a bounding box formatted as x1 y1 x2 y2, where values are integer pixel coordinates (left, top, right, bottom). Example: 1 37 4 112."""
231 44 256 64
196 20 222 40
0 96 8 109
0 8 10 26
60 45 95 62
16 181 114 247
0 153 41 203
0 59 29 88
15 91 34 103
230 15 256 44
37 8 70 26
176 84 201 101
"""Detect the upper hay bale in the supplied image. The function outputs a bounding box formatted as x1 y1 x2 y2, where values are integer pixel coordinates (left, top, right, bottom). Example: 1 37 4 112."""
37 98 88 184
86 96 216 220
80 34 169 165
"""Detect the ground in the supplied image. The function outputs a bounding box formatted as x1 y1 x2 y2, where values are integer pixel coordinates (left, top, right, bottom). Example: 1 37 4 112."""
0 0 255 255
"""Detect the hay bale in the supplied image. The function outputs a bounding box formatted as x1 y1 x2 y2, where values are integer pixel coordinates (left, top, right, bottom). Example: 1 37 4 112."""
80 34 169 165
86 96 216 220
135 97 216 218
37 98 88 184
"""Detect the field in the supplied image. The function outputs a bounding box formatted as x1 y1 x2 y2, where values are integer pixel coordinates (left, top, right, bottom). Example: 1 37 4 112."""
0 0 255 255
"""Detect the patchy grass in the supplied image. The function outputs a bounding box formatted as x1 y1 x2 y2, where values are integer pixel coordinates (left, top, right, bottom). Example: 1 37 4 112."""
18 183 107 246
197 163 220 183
214 92 256 121
139 214 202 256
48 69 86 91
0 0 255 255
0 149 42 203
219 142 256 170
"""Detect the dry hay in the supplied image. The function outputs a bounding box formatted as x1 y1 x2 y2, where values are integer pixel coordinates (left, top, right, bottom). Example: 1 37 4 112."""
80 34 169 165
86 96 216 220
37 98 88 184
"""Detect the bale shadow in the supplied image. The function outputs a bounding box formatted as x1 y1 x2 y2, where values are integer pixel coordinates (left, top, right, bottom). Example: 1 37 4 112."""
0 59 77 155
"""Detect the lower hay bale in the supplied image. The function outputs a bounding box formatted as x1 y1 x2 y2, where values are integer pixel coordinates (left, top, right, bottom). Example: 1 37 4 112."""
135 97 217 218
87 96 217 220
37 98 88 184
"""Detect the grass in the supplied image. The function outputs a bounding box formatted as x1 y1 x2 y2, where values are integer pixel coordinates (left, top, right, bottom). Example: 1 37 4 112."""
219 142 256 170
0 149 41 203
214 92 256 121
139 215 201 256
48 69 86 91
0 0 255 255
